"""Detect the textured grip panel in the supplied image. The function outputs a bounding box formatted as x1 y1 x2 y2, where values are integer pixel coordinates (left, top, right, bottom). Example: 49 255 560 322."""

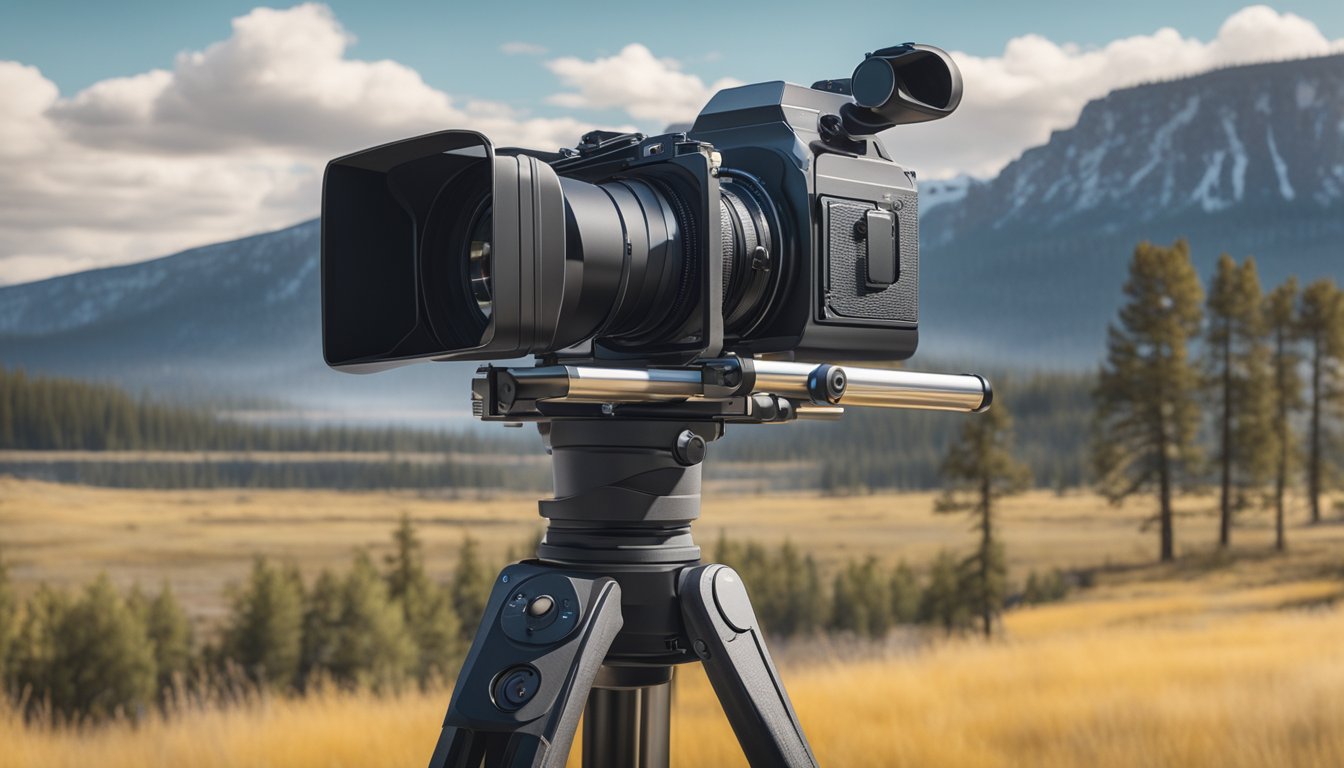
821 195 918 323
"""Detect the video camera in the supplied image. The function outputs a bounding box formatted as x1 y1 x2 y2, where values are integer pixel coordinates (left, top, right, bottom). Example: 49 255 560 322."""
320 44 964 374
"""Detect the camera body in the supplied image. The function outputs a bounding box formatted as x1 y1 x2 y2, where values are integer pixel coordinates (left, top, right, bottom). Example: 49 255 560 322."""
321 44 959 372
688 80 920 362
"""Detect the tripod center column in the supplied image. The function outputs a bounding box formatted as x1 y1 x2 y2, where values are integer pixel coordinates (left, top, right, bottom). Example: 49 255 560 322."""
537 419 719 566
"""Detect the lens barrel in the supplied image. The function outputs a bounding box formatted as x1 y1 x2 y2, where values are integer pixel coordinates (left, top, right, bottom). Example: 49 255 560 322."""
322 131 783 371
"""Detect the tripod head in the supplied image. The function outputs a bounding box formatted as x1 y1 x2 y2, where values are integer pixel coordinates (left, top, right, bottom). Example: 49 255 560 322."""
472 358 991 426
433 362 991 768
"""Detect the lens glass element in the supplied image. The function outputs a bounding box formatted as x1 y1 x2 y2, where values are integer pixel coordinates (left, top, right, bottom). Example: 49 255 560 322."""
467 205 493 319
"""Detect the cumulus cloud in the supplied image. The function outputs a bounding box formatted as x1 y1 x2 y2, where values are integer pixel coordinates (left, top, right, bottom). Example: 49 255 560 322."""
3 3 1341 286
891 5 1344 179
546 44 742 126
0 4 625 286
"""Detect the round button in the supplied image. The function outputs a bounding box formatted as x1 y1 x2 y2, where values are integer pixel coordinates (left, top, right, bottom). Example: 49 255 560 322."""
674 430 707 466
493 665 541 712
527 595 554 617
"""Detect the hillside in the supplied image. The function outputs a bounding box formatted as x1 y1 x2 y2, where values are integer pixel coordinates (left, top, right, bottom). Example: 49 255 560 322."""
1 54 1341 404
920 54 1344 363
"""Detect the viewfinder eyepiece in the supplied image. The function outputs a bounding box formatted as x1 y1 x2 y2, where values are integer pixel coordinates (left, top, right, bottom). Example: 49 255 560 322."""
842 43 963 134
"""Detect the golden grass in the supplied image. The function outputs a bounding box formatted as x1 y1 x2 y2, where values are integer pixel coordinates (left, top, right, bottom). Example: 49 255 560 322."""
3 476 1339 623
4 591 1342 768
2 478 1342 766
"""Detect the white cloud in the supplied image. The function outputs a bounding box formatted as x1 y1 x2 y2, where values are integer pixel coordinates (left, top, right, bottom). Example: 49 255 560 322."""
0 4 626 286
889 5 1344 179
546 44 742 126
3 3 1341 287
501 41 548 56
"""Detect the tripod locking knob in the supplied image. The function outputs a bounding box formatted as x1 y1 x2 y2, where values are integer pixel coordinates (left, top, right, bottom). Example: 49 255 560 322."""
492 665 541 712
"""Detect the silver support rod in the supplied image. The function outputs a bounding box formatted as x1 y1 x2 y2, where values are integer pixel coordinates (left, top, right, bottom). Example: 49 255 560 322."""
751 360 991 413
498 360 991 413
508 365 704 402
837 367 989 412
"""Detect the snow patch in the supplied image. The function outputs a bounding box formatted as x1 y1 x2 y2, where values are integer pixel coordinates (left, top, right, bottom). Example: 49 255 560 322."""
1264 127 1295 202
1295 80 1317 109
1219 113 1247 202
267 255 317 303
1127 95 1200 193
919 175 974 212
1192 150 1232 213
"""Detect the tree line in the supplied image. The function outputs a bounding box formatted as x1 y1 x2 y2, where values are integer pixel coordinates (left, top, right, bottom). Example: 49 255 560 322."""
1093 240 1343 559
0 519 499 723
0 364 1095 493
0 367 527 454
14 457 550 492
0 519 1070 724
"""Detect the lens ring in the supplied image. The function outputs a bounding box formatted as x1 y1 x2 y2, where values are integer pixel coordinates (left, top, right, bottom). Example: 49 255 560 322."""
717 170 786 337
465 201 493 319
419 163 492 349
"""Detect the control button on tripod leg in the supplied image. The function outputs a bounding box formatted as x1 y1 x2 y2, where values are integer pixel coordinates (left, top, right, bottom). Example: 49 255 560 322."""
527 595 555 617
492 665 542 712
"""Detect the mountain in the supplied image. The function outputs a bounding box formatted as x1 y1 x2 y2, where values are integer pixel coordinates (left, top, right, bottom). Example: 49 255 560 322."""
0 221 472 420
1 54 1341 409
919 54 1344 364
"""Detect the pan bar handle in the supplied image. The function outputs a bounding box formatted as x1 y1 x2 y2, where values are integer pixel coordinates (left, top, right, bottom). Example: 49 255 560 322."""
834 367 991 412
749 360 991 413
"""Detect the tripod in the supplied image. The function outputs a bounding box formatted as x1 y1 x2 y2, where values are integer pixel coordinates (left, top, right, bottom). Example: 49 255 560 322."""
425 358 991 767
428 418 815 768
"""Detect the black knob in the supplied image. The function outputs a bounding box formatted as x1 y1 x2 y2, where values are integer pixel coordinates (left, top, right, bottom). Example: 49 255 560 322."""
673 429 707 466
493 665 541 711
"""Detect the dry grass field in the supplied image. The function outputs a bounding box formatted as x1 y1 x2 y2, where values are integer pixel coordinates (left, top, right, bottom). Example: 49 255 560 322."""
1 477 1342 766
4 476 1337 619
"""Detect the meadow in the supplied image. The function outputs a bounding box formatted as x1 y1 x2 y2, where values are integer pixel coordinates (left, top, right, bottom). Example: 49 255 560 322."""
1 478 1342 766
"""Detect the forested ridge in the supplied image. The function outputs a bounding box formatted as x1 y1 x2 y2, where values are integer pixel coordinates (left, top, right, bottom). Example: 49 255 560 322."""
0 367 523 453
0 364 1094 491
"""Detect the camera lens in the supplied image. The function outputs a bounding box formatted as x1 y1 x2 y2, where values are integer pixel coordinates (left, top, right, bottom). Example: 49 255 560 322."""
466 204 493 319
718 176 782 336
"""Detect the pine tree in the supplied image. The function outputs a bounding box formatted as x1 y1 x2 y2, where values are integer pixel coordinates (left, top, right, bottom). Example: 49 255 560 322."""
220 558 305 690
853 557 893 638
300 569 343 688
451 535 493 635
1299 279 1344 524
31 576 156 721
8 585 67 709
798 554 825 635
144 583 193 700
889 561 920 624
829 568 865 635
918 550 972 634
937 398 1030 637
384 514 424 603
1266 278 1304 551
383 515 462 682
1093 239 1205 562
0 557 16 686
1205 255 1275 547
329 552 416 691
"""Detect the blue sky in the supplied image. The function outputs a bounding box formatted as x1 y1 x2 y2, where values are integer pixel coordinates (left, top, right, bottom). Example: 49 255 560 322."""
1 2 1341 285
7 0 1344 100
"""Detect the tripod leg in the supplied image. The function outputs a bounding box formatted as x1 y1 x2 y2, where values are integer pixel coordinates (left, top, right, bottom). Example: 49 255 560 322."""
679 564 819 768
429 562 623 768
